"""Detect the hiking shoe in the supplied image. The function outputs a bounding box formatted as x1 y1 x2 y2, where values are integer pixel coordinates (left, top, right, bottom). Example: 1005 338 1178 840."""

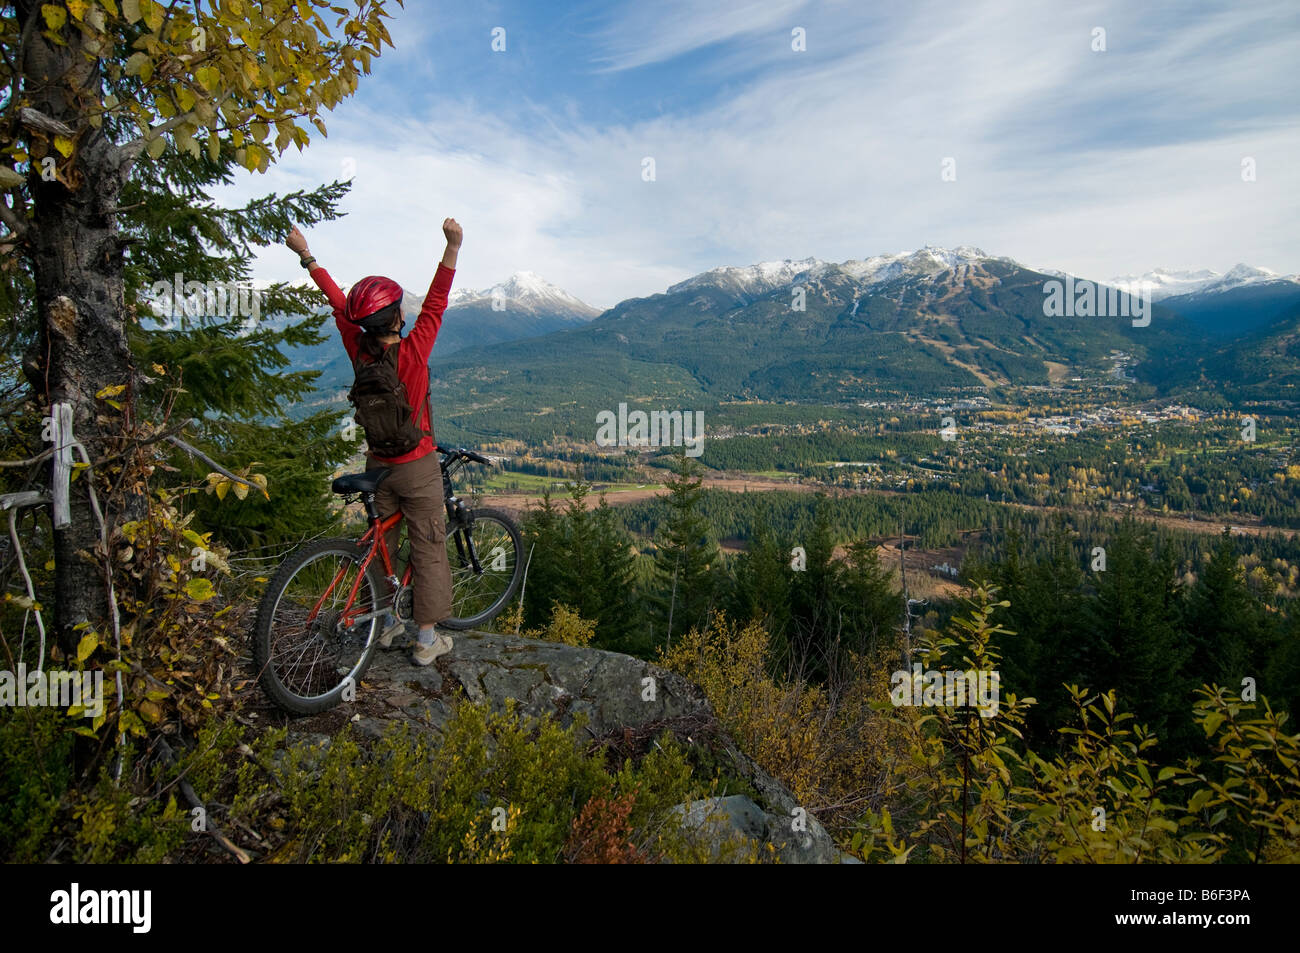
376 617 406 650
411 633 453 667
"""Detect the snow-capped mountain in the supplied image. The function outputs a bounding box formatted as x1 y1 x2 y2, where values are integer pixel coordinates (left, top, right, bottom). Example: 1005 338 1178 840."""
1103 264 1299 301
444 271 600 318
667 245 1019 298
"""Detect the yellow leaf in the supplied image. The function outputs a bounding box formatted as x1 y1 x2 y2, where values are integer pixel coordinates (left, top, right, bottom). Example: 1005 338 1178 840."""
183 577 214 600
250 473 269 500
53 135 74 158
146 135 166 159
76 631 99 662
67 0 89 20
41 4 66 30
151 362 167 375
214 478 229 501
138 699 163 723
122 0 141 23
96 383 127 399
143 0 163 32
232 479 249 501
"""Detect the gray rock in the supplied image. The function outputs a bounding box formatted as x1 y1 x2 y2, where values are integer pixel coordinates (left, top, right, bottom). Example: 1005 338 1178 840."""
363 629 710 737
672 794 851 864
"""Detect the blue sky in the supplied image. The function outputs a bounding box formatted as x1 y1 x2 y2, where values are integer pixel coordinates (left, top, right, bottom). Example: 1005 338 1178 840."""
229 0 1300 310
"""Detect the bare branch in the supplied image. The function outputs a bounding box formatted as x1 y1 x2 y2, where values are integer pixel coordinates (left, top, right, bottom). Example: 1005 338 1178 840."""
164 433 255 488
18 106 76 138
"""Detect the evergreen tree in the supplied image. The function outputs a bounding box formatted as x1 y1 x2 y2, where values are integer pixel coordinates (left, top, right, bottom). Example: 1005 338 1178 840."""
1185 532 1260 688
519 489 568 629
839 537 899 659
1084 518 1192 752
726 519 794 660
518 483 641 652
122 140 354 548
651 452 719 645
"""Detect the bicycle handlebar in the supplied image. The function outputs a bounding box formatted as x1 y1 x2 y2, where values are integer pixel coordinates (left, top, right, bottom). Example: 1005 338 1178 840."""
434 445 492 466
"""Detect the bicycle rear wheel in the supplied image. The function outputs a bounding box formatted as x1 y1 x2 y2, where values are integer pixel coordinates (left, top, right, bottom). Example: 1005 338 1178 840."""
441 507 524 630
253 539 385 714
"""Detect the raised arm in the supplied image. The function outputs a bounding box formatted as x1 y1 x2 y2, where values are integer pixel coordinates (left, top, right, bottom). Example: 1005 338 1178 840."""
405 218 462 363
286 225 360 360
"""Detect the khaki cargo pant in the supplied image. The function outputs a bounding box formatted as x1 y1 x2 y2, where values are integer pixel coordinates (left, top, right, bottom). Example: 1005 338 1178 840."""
367 450 453 625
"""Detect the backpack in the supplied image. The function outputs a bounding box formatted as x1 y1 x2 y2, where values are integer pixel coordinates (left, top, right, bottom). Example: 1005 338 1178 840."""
347 342 430 458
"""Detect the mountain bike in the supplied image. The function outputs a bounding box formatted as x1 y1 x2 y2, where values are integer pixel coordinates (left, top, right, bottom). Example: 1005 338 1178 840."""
252 445 524 714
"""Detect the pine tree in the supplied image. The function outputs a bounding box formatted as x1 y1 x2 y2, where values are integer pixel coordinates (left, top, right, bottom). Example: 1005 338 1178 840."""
123 140 355 547
520 488 569 631
518 483 641 651
1186 532 1259 688
651 452 719 645
788 496 841 680
1084 518 1192 751
727 519 794 659
840 538 899 659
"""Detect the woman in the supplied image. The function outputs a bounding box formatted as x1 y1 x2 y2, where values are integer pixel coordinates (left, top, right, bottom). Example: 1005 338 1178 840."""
285 218 462 666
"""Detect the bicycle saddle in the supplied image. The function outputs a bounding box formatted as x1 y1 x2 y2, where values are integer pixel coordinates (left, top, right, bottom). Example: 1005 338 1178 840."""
331 469 391 495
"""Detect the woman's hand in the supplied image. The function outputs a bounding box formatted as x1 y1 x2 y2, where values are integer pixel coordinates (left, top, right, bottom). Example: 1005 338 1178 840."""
441 217 462 269
442 217 462 249
286 225 310 256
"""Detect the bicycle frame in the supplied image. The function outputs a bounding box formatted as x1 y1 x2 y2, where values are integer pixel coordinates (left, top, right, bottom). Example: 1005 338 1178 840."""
303 449 484 635
305 510 407 634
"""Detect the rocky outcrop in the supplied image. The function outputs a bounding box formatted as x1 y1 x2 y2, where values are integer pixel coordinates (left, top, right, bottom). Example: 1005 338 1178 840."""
287 629 853 864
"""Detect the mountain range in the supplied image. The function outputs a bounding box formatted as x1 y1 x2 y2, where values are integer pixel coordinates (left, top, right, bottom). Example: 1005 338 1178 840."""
285 247 1300 434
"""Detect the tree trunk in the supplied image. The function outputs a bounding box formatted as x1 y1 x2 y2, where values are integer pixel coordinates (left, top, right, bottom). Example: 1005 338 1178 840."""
18 1 136 655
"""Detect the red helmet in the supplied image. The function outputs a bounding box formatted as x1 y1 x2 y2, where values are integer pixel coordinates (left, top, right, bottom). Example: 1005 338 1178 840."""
345 276 403 325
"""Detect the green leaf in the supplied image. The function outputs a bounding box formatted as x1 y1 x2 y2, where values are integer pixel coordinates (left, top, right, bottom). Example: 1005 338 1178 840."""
184 577 215 602
41 4 67 30
1188 787 1213 813
146 135 166 159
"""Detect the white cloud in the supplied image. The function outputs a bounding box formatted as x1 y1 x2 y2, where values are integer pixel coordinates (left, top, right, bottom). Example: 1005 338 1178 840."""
228 0 1300 310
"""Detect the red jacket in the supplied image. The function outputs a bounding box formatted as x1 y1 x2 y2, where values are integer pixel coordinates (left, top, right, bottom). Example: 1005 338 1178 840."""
309 262 456 464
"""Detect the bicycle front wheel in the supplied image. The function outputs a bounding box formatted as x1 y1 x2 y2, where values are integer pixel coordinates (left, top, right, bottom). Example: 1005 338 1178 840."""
441 507 524 630
253 539 385 714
